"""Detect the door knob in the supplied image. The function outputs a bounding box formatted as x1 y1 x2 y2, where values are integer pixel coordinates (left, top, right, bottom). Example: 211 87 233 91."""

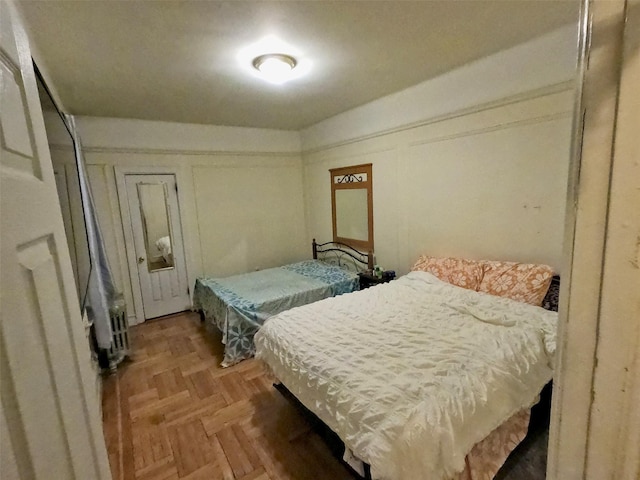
138 256 145 264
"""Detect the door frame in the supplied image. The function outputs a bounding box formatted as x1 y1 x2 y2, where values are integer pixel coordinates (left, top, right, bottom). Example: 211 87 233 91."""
115 165 193 324
547 0 640 478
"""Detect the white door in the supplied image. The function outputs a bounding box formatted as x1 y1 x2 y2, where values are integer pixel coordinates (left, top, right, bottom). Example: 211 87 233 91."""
124 173 190 319
0 2 110 479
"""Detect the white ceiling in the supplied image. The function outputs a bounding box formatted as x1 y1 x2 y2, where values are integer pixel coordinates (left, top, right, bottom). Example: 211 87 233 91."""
19 1 580 131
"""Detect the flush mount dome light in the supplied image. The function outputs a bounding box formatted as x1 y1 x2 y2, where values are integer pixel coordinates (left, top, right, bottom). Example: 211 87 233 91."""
252 53 297 84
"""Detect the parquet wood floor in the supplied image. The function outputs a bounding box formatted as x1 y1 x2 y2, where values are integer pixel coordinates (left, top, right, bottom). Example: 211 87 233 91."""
102 311 357 480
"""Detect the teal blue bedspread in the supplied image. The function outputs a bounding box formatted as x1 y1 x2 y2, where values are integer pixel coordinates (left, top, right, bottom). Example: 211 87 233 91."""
193 260 358 366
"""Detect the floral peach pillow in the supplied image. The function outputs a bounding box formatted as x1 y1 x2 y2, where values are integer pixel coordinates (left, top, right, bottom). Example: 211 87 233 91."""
479 261 554 306
411 256 484 290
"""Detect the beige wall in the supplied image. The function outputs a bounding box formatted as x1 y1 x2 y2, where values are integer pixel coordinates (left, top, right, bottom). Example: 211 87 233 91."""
301 25 577 275
191 160 306 276
45 24 579 324
48 118 306 324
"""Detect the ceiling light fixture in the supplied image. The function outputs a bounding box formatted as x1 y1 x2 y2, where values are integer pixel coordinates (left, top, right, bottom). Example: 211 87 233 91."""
252 53 297 84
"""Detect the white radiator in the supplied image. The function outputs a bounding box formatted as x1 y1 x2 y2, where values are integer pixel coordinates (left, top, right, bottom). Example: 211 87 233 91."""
107 295 130 370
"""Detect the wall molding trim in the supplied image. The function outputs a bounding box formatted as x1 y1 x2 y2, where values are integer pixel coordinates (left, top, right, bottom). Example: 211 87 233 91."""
302 145 397 166
407 111 572 149
49 81 574 161
48 144 301 159
302 80 575 155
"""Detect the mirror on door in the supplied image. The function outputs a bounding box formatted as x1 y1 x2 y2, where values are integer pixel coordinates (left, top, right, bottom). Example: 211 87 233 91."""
136 182 174 271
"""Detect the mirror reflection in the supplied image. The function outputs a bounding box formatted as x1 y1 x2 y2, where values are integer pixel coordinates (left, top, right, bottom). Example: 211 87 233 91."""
330 163 373 252
335 189 368 241
137 182 174 271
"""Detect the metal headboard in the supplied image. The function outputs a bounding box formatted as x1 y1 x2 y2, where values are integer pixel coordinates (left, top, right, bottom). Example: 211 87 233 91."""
312 239 374 273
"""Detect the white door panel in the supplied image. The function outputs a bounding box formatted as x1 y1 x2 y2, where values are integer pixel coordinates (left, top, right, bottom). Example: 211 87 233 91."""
0 2 110 479
124 173 190 319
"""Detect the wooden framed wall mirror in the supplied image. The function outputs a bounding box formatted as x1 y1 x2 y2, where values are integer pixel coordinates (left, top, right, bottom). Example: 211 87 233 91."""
330 163 373 253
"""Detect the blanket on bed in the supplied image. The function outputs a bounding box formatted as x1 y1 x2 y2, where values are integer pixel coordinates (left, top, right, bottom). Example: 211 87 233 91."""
193 260 358 366
255 271 557 480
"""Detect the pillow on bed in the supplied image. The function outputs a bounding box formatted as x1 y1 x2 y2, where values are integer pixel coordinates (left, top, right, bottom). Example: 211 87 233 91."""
478 261 554 306
411 256 483 290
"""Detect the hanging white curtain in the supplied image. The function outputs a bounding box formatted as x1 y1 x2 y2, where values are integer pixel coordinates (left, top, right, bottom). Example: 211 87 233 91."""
66 115 116 348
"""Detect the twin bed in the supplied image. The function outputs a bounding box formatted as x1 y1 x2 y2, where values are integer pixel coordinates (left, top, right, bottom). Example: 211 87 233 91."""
255 256 558 480
193 240 372 366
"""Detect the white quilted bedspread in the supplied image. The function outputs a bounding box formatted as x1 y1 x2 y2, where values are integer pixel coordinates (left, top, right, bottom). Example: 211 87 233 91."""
255 271 557 480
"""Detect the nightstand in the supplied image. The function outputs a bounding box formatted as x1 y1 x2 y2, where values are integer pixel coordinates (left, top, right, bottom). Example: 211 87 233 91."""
358 271 395 290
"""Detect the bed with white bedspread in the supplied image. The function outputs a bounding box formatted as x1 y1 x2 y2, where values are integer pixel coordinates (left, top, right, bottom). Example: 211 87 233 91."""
255 271 557 480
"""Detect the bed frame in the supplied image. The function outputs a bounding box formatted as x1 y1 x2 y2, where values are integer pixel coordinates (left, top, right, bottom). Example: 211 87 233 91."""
195 240 374 366
312 238 374 272
197 239 373 324
273 274 561 480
